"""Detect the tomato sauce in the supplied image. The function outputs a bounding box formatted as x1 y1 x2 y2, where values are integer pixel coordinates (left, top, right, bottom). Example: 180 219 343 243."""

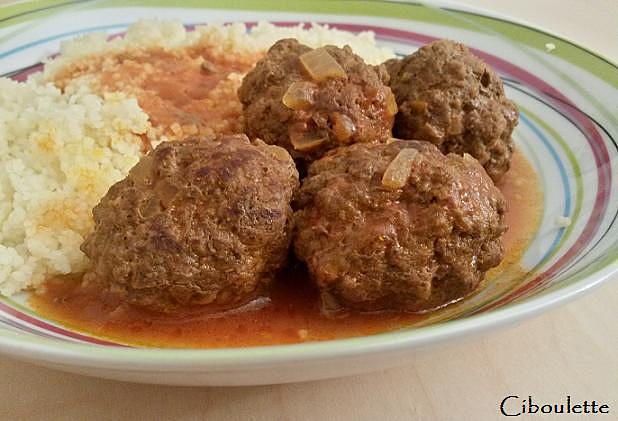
53 46 261 140
30 150 541 348
40 45 542 348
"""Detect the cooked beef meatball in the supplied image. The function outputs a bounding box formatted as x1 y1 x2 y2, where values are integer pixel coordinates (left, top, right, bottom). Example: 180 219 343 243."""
386 40 518 181
81 134 299 312
294 140 506 313
238 38 397 163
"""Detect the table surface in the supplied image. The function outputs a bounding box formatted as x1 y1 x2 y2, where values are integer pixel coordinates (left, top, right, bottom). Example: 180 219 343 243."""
0 1 616 420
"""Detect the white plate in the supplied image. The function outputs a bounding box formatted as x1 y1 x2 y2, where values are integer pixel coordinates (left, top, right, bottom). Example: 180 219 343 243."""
0 0 616 385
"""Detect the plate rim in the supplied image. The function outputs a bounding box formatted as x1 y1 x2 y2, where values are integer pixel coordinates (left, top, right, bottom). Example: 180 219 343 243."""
0 0 616 367
428 0 618 69
0 0 617 73
0 260 615 370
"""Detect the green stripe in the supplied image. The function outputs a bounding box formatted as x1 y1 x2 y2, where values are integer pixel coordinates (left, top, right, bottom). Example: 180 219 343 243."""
93 0 478 31
0 294 42 318
1 0 616 88
452 103 584 317
534 245 618 298
0 0 476 31
441 7 618 138
442 7 618 89
418 103 585 323
0 0 91 28
518 104 584 265
0 0 94 46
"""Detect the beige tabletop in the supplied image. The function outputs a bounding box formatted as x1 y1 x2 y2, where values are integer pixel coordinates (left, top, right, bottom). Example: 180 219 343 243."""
1 1 617 420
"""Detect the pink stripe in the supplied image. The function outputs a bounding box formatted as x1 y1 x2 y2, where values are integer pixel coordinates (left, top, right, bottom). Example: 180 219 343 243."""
0 301 125 346
12 63 43 82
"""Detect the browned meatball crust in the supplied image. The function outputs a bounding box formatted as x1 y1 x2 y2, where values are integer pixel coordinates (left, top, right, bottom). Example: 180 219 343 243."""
81 134 299 312
238 38 396 162
386 40 518 181
294 140 506 312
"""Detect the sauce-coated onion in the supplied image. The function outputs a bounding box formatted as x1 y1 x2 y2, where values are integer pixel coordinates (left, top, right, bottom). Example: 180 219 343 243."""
290 132 327 151
282 81 316 110
331 113 356 142
386 90 398 117
382 148 419 189
299 48 346 81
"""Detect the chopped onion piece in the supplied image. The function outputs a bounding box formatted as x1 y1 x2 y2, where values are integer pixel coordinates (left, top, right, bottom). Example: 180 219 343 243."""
282 81 316 110
200 59 218 74
382 148 419 189
331 113 356 142
386 90 398 117
299 48 346 81
463 153 477 164
290 132 327 151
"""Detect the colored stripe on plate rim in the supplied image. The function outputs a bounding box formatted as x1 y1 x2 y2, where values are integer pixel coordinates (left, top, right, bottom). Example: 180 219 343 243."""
0 4 615 350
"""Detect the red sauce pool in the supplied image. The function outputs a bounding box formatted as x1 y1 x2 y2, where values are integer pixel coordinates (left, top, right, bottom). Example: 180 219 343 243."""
30 149 541 348
53 45 260 140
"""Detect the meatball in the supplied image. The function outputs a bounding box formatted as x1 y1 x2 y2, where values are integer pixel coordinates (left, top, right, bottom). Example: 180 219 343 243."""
294 140 506 313
238 38 397 163
386 40 518 181
81 134 299 312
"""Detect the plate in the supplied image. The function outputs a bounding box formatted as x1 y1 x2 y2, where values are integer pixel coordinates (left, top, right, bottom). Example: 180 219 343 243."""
0 0 616 386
